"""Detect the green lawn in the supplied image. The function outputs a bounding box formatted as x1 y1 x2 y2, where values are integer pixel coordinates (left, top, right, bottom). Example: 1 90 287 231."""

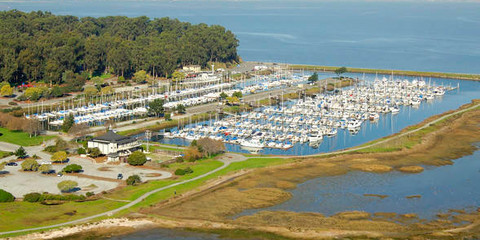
0 128 55 146
143 144 183 152
0 200 125 232
0 150 13 159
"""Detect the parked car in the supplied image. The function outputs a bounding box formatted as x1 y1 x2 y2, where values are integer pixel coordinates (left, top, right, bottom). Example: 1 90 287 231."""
57 172 63 177
42 170 56 175
117 173 123 180
6 162 17 166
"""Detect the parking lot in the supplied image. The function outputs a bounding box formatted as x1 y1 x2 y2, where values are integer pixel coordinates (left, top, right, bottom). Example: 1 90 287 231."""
0 152 172 198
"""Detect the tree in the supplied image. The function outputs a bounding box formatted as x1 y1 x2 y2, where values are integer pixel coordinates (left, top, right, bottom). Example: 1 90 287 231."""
51 151 67 163
15 146 27 158
232 91 243 99
24 119 41 137
184 146 203 162
38 164 52 173
0 11 239 84
117 76 126 83
127 151 147 166
100 86 113 95
176 104 186 114
50 86 64 98
68 123 89 138
226 96 240 105
62 164 82 173
197 137 225 157
91 76 104 86
171 71 185 82
134 70 147 83
83 85 98 98
57 180 78 192
219 92 228 99
126 175 142 185
62 113 75 132
55 138 68 151
0 189 15 202
87 147 102 158
335 67 348 78
21 159 39 171
0 85 13 97
308 72 319 84
148 98 165 117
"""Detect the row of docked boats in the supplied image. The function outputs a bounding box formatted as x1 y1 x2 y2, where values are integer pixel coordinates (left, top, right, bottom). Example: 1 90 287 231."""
165 77 451 150
26 72 304 126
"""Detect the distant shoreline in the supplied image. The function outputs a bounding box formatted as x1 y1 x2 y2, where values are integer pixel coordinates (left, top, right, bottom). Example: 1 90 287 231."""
261 63 480 81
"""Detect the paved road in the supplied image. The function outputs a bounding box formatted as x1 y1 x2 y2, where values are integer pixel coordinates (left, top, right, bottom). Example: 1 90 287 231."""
0 153 246 236
1 103 478 236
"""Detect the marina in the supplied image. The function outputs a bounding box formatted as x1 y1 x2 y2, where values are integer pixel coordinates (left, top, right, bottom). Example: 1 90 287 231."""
25 70 306 128
164 76 451 151
157 73 479 155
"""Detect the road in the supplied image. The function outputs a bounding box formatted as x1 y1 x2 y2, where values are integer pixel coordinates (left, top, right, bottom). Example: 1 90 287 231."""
1 101 478 237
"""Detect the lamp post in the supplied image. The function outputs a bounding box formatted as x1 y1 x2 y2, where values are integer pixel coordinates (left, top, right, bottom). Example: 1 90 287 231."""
145 130 152 153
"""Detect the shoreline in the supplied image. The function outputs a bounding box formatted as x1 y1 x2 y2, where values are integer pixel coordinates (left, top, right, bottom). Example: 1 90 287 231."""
139 100 480 239
3 100 480 239
280 63 480 81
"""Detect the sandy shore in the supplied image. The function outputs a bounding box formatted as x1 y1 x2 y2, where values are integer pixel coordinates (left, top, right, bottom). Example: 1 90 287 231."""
7 218 156 240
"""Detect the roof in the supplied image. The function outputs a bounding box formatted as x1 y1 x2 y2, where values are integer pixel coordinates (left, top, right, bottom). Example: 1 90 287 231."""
91 130 136 144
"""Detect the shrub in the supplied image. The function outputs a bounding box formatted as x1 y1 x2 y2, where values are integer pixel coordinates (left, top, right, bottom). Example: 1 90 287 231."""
86 192 94 197
57 180 78 192
174 168 185 175
127 151 147 166
62 164 82 173
51 151 67 163
87 147 101 158
0 189 15 202
77 147 86 154
184 167 193 174
44 145 57 153
175 167 193 176
21 158 39 171
23 192 42 202
8 101 17 106
126 175 142 186
39 193 86 202
38 164 52 173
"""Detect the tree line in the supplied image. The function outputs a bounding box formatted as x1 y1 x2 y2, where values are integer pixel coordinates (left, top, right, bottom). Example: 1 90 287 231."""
0 10 239 86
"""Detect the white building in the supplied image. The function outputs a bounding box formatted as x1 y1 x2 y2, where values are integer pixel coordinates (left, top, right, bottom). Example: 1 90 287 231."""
87 130 141 162
183 65 202 73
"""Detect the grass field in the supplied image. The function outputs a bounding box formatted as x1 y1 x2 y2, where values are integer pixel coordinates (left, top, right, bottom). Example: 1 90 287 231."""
0 128 55 146
0 155 290 235
0 150 13 159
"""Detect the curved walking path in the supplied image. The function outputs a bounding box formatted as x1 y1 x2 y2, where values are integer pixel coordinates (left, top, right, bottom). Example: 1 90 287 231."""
1 103 479 237
0 153 244 236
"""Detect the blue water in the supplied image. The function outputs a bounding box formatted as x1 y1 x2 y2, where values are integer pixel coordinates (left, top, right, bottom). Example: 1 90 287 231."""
2 1 480 74
109 228 245 240
157 73 480 155
8 1 479 239
237 149 480 220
